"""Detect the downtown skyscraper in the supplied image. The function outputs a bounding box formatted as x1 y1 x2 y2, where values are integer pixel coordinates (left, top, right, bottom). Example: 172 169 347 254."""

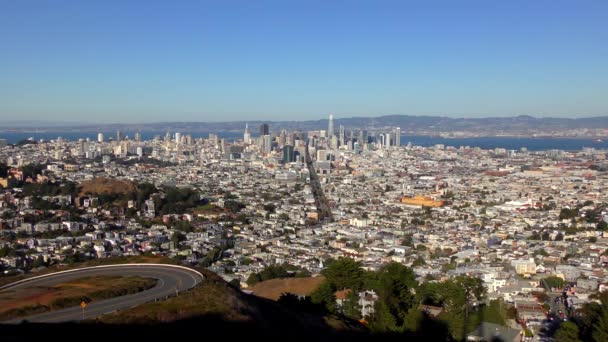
328 113 334 139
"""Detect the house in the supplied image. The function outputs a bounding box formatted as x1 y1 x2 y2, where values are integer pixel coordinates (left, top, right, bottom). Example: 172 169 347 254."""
577 278 598 291
358 290 379 318
335 289 352 308
511 258 536 275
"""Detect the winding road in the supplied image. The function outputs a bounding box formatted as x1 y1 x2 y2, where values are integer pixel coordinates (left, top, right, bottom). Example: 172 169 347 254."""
0 263 204 324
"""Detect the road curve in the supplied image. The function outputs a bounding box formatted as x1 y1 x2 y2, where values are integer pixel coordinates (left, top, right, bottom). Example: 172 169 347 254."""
0 263 204 324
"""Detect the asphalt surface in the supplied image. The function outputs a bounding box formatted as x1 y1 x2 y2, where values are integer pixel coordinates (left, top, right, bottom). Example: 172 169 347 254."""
0 264 204 324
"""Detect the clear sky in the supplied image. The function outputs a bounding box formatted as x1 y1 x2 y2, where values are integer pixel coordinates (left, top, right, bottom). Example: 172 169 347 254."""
1 0 607 123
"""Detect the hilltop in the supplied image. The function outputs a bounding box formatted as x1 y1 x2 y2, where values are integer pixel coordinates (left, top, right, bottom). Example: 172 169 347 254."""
79 177 136 196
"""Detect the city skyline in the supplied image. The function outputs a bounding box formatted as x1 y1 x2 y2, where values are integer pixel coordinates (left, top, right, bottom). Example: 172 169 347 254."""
1 1 607 122
2 1 608 340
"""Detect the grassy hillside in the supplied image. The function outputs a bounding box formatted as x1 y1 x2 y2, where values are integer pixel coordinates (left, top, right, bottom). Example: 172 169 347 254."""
79 177 136 196
247 276 325 301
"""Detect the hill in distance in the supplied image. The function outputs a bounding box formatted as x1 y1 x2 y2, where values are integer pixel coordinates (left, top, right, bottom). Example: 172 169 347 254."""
4 114 608 136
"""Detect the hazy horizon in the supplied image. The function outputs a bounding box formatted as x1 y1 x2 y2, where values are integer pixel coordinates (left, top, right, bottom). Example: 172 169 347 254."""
3 113 608 129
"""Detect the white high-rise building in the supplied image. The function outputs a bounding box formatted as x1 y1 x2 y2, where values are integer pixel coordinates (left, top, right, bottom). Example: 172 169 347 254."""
263 135 272 153
175 132 182 145
328 113 334 139
97 133 104 143
395 127 401 147
243 123 251 144
339 125 345 146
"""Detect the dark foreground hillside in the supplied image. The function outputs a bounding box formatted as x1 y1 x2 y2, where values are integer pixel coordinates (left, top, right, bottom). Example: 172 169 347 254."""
0 267 452 342
0 268 371 342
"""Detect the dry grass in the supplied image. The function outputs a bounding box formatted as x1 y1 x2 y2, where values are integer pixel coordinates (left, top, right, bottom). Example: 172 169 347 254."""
0 275 156 321
79 177 136 196
247 276 325 301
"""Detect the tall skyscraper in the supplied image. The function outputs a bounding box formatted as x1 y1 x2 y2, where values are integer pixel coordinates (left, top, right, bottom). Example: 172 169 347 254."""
339 125 345 146
97 133 104 143
116 130 123 142
395 127 401 147
243 123 251 144
260 123 269 136
220 138 227 154
263 135 272 153
283 145 295 163
328 113 334 139
175 132 182 145
134 132 141 142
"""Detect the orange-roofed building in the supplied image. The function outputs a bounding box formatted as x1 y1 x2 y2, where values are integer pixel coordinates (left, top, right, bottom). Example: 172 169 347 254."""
400 196 444 207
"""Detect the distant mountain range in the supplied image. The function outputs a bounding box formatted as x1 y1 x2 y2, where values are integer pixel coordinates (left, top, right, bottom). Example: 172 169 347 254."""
3 115 608 136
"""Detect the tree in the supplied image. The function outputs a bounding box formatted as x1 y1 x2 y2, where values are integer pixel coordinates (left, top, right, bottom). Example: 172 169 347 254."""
171 231 186 245
412 257 426 267
401 233 413 247
479 299 506 325
365 263 419 332
592 306 608 342
0 162 8 178
530 231 541 240
310 281 337 313
228 278 241 289
598 221 608 231
368 300 397 333
559 208 579 220
543 276 565 290
342 291 362 320
246 273 262 286
224 200 246 213
555 321 581 342
322 257 364 291
263 203 276 213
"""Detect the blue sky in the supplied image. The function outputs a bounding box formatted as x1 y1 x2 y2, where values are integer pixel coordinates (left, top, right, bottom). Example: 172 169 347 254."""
1 0 607 122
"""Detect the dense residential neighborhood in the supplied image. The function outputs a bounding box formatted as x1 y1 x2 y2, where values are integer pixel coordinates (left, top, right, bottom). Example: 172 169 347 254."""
1 125 608 341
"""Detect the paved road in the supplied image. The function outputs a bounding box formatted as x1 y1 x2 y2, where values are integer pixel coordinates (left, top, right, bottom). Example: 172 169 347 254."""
0 264 204 323
305 141 333 221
